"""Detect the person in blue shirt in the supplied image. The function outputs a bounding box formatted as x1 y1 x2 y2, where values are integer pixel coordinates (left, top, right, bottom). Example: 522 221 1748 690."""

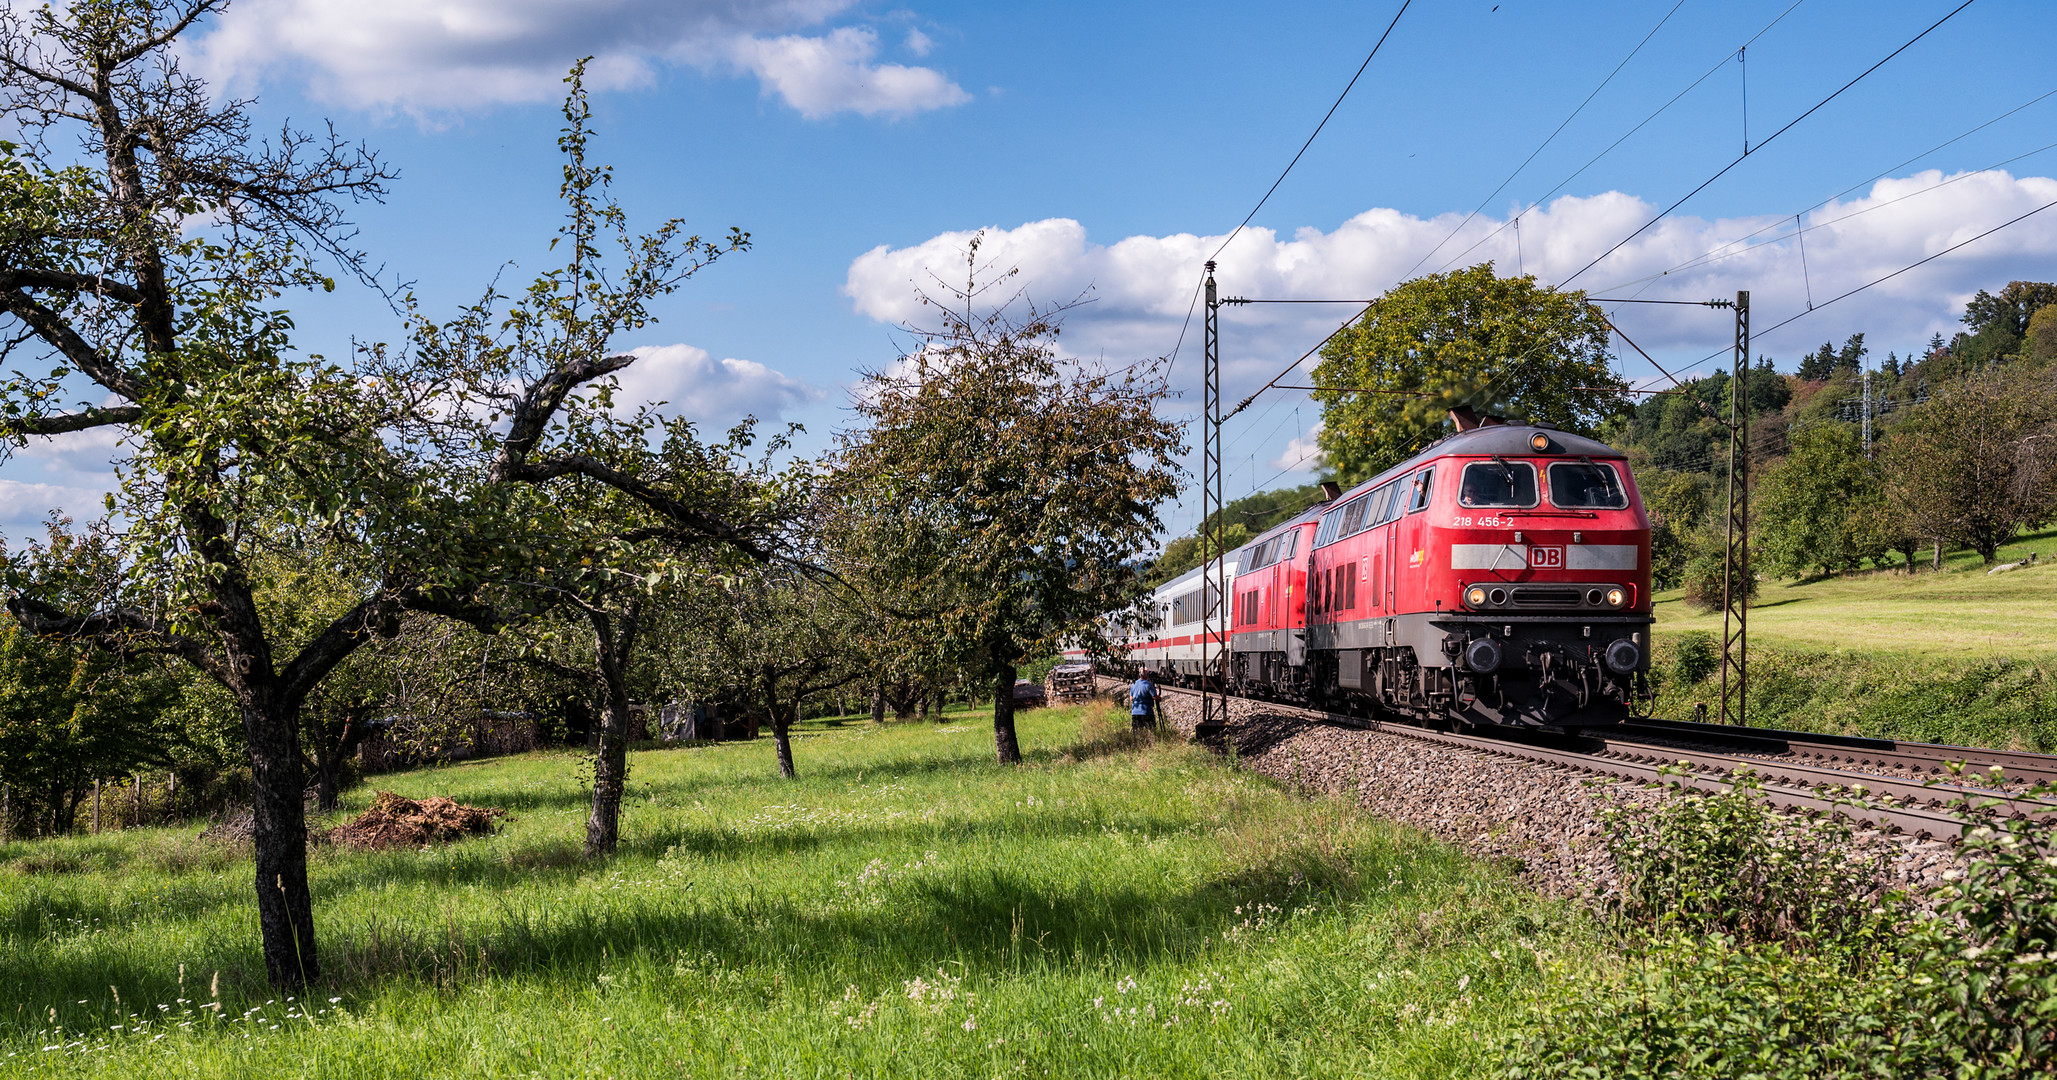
1130 671 1158 730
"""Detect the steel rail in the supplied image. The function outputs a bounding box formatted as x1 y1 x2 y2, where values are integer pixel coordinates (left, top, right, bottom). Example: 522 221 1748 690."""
1123 680 1985 839
1613 717 2057 786
1585 733 2056 820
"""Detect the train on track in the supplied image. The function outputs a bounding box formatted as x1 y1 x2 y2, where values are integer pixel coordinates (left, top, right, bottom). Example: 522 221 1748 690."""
1106 415 1654 731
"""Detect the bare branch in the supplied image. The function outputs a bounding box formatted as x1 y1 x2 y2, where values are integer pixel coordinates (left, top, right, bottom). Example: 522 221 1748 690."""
5 594 224 681
0 288 145 399
2 403 141 437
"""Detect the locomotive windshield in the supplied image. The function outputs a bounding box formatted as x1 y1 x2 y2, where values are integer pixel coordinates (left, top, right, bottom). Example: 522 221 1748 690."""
1457 460 1537 508
1547 462 1628 509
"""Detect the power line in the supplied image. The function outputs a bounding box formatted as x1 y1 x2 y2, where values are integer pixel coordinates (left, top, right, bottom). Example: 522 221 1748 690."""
1662 193 2057 371
1755 195 2057 340
1207 0 1413 263
1397 0 1690 283
1596 86 2057 294
1559 0 1981 288
1160 271 1207 384
1166 0 1413 533
1217 1 1829 426
1166 1 1411 458
1428 0 1811 278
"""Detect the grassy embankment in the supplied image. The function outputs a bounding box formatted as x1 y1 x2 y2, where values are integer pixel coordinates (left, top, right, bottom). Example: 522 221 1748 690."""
0 703 1598 1079
1649 527 2057 751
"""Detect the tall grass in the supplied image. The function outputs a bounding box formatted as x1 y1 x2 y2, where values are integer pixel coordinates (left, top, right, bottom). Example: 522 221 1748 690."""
0 701 1590 1078
1652 634 2057 751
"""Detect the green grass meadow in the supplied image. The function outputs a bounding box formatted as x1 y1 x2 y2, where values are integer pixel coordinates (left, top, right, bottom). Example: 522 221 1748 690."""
1655 527 2057 660
1645 527 2057 751
0 704 1593 1078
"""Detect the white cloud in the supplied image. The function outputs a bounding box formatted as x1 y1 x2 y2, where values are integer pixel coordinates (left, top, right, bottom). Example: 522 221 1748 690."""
1 425 127 543
189 0 969 118
608 343 821 427
852 169 2057 523
13 423 125 483
904 28 935 57
845 169 2057 389
730 27 968 119
0 478 111 531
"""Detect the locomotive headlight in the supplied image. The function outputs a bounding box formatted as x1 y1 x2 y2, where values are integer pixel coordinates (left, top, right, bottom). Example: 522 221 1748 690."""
1466 585 1489 608
1604 587 1626 608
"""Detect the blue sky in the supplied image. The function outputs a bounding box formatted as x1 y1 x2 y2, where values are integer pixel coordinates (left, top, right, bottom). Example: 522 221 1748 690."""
7 0 2057 542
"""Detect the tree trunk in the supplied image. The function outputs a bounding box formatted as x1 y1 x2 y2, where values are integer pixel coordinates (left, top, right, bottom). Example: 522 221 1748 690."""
1932 538 1944 570
773 712 796 779
762 668 797 779
587 691 631 856
312 710 370 813
585 600 641 858
870 685 885 724
311 732 337 813
991 662 1022 765
240 692 319 988
917 693 930 721
53 785 77 834
1897 538 1919 573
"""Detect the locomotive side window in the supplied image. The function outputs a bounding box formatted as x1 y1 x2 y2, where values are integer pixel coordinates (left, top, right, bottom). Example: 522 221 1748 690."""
1364 484 1395 528
1458 460 1538 508
1408 467 1434 512
1337 497 1367 537
1547 462 1627 509
1375 482 1402 527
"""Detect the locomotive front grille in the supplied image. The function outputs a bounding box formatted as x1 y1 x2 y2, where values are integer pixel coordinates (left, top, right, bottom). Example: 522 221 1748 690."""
1509 586 1581 607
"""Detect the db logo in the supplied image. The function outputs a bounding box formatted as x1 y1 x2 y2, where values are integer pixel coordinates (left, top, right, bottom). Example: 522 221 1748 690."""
1530 546 1565 569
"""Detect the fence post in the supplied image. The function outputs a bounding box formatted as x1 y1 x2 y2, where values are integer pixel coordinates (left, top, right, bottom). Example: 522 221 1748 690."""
168 771 176 823
2 783 9 842
93 779 101 834
131 777 140 829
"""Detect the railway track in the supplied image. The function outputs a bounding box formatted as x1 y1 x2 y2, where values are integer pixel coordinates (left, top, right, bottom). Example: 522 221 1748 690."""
1124 681 2057 841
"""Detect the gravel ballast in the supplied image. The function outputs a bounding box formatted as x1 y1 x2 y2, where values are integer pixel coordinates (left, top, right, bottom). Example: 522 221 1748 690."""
1121 681 1964 904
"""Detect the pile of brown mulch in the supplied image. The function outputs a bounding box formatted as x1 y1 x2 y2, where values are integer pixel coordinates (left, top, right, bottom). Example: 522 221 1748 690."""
327 791 505 850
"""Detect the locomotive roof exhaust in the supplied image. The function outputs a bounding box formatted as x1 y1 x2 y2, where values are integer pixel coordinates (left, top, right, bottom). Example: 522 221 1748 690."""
1448 407 1509 431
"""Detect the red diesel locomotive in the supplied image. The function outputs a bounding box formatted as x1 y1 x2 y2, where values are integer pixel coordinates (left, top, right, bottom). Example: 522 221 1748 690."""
1173 419 1653 730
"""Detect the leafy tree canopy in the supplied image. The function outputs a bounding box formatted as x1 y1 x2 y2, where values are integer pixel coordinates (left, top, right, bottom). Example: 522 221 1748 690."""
838 242 1183 763
1312 265 1626 486
1879 369 2057 563
1754 422 1886 578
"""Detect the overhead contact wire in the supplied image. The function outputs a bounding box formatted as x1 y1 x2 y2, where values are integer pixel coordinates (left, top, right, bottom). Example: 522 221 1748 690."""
1558 0 1981 288
1207 0 1412 264
1398 0 1689 283
1428 0 1811 277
